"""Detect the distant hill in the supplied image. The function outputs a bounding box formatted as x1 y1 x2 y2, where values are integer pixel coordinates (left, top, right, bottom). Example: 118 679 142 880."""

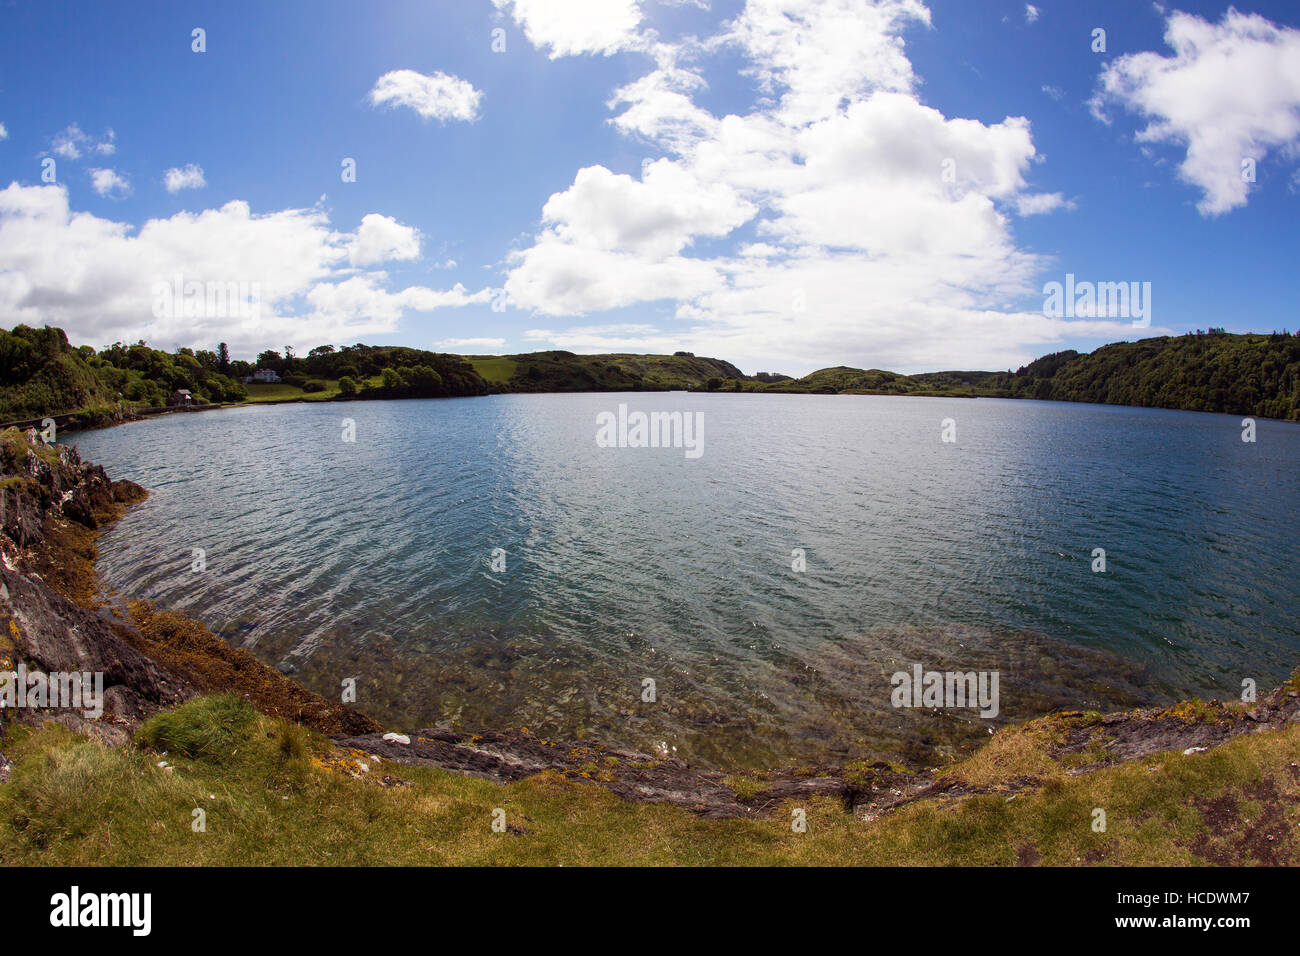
3 325 1297 424
467 351 747 392
750 332 1300 421
1019 333 1300 420
748 366 1002 396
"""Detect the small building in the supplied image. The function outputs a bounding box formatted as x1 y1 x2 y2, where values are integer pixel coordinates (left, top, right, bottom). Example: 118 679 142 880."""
167 389 193 407
242 369 281 384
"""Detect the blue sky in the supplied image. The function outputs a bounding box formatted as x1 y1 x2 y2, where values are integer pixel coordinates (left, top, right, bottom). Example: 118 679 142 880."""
1 0 1298 375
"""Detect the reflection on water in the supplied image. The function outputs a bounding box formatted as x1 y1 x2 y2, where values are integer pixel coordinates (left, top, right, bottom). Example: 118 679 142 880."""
73 394 1300 769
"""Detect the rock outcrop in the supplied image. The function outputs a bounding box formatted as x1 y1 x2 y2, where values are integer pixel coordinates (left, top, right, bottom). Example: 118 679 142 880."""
0 427 189 743
0 425 380 742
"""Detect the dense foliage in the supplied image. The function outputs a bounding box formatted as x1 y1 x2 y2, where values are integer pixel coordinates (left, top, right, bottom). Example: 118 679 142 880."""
94 341 249 406
475 350 748 392
3 325 1297 423
0 325 118 419
1011 332 1300 420
755 332 1300 421
0 327 495 420
286 343 486 398
0 324 256 419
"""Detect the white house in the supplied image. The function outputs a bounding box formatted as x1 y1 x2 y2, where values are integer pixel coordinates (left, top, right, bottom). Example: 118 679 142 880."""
242 369 281 384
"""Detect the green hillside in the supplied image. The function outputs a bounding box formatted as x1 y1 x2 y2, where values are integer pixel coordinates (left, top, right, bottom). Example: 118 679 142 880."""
0 325 246 422
470 350 746 392
752 332 1300 421
755 366 995 396
1022 333 1300 419
4 325 1298 424
0 326 121 420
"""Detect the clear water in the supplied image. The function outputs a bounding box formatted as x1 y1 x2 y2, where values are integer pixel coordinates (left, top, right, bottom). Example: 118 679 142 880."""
72 393 1300 768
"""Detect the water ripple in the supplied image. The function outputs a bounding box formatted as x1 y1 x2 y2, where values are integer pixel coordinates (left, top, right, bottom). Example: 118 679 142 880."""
72 394 1300 768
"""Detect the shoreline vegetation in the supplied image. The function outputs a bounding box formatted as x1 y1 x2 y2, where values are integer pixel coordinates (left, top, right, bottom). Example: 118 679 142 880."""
0 424 1297 864
2 324 1299 435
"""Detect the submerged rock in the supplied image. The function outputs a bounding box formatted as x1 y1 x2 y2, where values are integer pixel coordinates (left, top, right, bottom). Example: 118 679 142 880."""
335 668 1300 819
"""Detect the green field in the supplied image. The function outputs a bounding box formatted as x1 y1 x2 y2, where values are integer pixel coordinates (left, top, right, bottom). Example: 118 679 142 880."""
466 356 518 385
241 376 386 403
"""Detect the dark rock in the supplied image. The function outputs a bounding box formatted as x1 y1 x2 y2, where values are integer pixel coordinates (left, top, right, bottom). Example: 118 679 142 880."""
0 562 191 723
332 727 902 819
0 426 190 732
111 479 147 503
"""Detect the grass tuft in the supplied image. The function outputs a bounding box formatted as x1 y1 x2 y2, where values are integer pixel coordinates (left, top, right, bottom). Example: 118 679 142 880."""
136 694 257 765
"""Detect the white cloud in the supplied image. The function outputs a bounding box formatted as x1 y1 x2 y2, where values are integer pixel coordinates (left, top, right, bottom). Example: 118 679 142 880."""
52 126 85 159
349 213 421 266
51 124 115 160
502 0 1123 375
1092 8 1300 215
0 123 7 141
369 70 482 122
1024 4 1039 24
542 161 755 257
1015 192 1075 215
396 283 495 312
505 241 723 316
89 168 130 198
493 0 644 58
0 183 492 355
305 278 490 324
163 164 207 193
435 337 507 350
1041 84 1064 101
522 323 677 351
608 66 718 153
719 0 931 125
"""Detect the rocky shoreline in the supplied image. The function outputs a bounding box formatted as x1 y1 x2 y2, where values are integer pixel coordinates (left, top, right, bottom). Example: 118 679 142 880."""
1 423 1297 818
331 673 1300 818
0 426 375 751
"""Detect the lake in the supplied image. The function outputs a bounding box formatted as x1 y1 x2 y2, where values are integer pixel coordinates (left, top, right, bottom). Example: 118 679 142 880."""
72 393 1300 769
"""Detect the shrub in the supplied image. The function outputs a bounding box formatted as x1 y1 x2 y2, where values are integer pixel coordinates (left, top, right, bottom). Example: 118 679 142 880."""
408 365 442 392
136 694 257 765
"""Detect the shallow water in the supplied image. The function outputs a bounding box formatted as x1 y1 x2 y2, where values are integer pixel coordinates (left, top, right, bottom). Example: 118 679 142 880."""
73 393 1300 768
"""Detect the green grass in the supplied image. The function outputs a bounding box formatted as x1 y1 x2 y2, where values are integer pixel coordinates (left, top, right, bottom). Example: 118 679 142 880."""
135 694 260 765
0 426 62 466
2 695 1296 866
241 376 386 403
242 380 341 403
466 356 518 385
